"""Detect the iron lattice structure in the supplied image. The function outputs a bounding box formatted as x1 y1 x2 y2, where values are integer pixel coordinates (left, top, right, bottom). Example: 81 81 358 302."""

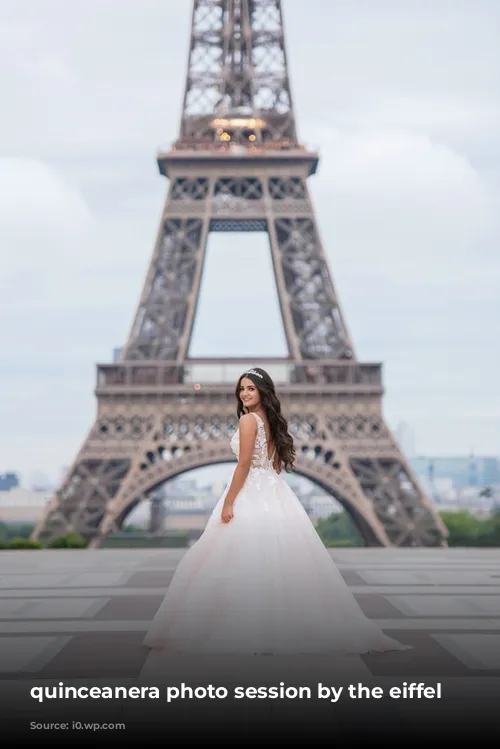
32 0 448 548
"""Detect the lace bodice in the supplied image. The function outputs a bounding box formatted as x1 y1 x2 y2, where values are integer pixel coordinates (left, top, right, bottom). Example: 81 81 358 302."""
230 412 276 470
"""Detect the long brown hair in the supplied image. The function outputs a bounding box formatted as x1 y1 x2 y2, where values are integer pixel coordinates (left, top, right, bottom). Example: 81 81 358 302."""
235 367 296 472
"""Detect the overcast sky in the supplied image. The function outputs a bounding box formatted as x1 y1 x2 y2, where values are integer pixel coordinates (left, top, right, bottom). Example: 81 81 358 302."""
0 0 499 487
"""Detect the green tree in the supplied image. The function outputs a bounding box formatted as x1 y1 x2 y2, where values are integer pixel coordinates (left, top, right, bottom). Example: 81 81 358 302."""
315 511 363 547
439 510 500 547
46 533 88 549
7 538 42 549
1 523 35 540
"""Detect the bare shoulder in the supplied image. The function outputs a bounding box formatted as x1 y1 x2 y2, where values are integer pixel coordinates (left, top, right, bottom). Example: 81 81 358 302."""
238 413 258 448
239 412 258 429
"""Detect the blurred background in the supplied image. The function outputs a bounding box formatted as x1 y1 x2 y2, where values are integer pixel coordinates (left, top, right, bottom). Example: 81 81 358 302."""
0 0 499 548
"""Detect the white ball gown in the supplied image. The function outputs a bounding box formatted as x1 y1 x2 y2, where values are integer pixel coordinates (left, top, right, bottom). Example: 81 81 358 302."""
143 412 410 655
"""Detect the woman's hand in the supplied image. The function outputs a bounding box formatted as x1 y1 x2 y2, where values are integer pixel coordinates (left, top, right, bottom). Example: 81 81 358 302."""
221 501 234 524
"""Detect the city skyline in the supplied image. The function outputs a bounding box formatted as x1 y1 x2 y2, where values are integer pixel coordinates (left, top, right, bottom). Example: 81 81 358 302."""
4 443 499 495
0 0 499 482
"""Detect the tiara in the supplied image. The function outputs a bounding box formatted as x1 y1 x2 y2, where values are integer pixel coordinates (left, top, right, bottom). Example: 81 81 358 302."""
243 369 263 379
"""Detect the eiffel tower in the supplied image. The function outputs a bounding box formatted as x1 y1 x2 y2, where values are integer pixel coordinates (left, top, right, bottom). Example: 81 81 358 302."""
33 0 448 549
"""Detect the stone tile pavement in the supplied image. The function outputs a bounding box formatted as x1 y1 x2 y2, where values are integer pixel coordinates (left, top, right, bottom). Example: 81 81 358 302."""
1 548 499 736
1 548 500 679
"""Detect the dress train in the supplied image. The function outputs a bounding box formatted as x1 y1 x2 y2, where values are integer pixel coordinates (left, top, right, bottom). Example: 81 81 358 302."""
143 413 411 656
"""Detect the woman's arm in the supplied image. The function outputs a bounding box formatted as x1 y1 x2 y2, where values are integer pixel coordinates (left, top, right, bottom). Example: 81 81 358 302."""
221 414 257 523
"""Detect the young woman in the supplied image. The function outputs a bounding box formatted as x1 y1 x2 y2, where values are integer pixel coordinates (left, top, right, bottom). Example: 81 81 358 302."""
143 367 410 655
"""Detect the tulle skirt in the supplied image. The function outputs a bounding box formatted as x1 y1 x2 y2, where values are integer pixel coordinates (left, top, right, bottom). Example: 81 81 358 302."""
143 466 411 655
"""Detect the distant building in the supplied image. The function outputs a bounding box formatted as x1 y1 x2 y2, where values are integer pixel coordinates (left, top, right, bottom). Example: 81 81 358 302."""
0 487 51 523
411 456 500 490
395 422 416 459
0 473 20 492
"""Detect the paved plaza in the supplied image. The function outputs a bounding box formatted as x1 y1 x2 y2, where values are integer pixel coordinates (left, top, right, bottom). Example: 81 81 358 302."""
0 547 499 735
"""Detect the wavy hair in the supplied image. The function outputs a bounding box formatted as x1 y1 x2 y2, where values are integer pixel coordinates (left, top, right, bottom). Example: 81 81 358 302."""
235 367 296 472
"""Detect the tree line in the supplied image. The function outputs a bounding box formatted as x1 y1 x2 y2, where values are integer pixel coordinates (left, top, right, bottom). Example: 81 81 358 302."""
1 508 500 549
314 508 500 547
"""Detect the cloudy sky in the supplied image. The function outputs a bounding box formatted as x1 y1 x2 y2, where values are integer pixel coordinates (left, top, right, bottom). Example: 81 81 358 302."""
0 0 499 487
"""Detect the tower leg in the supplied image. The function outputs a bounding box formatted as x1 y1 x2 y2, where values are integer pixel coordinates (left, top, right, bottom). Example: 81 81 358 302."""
32 159 447 549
